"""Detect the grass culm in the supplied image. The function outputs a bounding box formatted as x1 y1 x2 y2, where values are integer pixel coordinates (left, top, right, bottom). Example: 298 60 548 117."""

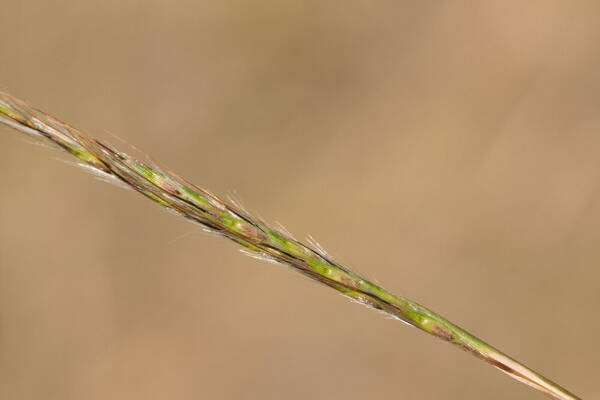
0 90 581 400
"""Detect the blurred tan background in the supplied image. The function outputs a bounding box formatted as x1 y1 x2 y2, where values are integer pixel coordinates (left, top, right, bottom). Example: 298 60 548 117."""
0 1 598 399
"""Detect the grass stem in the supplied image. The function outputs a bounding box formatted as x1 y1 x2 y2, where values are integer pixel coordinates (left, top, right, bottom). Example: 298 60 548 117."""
0 91 580 400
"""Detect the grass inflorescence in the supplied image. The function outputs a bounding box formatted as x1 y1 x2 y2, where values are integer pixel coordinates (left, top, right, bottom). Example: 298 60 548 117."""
0 91 580 400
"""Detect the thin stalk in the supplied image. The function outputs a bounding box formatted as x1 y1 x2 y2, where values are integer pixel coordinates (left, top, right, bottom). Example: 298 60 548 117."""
0 91 580 400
